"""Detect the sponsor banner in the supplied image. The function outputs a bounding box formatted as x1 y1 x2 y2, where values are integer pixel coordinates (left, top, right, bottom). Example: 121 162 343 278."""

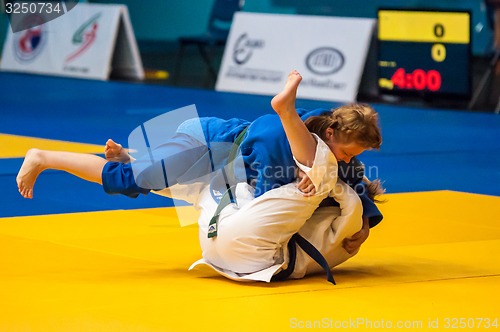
216 12 375 103
1 3 143 80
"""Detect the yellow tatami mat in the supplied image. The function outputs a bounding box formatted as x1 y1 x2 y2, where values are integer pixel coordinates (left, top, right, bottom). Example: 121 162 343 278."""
1 191 499 331
0 134 104 158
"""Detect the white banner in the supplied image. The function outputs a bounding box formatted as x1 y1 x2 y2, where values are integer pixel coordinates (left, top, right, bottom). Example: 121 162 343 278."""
1 3 143 80
216 12 375 103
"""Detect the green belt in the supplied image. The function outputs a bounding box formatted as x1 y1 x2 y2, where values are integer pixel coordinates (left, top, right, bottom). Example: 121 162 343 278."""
207 126 248 239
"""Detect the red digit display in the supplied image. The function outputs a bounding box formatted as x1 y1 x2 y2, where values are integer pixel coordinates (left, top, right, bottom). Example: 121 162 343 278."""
391 68 406 89
427 70 442 91
390 68 442 92
412 69 426 90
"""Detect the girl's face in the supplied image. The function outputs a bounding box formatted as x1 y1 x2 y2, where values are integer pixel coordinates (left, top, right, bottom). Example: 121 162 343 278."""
324 128 366 163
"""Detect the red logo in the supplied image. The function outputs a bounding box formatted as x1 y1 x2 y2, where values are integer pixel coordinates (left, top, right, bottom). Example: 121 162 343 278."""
65 13 101 63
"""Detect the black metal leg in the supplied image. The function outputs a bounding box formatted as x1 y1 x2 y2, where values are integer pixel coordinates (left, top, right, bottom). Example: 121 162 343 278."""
197 44 218 87
173 42 186 86
468 49 500 110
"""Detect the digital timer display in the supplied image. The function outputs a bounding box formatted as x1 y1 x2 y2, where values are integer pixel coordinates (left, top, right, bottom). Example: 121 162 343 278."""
377 9 471 97
390 68 441 91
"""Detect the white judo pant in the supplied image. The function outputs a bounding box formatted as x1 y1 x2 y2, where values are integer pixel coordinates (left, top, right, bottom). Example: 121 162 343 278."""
191 180 362 282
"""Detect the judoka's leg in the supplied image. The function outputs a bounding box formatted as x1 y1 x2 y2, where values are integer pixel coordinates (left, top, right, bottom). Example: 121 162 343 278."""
102 133 210 197
17 148 107 199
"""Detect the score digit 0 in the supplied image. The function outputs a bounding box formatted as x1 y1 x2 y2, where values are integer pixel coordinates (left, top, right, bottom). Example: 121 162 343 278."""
432 44 446 62
432 23 446 62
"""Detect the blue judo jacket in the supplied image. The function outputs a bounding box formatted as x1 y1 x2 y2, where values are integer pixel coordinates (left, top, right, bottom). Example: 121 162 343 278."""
194 108 383 228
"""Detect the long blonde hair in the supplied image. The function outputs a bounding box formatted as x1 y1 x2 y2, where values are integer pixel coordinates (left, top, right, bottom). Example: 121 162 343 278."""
304 104 382 149
363 176 386 203
305 104 384 201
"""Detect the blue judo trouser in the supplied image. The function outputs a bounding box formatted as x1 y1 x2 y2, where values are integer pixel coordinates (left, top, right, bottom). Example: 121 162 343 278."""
102 133 210 198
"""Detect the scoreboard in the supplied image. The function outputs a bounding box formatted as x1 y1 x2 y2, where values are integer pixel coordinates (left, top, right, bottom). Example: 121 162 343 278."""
377 9 471 98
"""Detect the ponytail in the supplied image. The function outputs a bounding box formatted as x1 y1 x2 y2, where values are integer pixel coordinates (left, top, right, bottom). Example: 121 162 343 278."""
362 176 386 203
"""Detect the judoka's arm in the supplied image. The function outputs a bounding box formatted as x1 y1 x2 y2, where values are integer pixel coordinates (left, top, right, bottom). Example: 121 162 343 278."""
328 180 363 244
343 217 370 254
271 70 316 167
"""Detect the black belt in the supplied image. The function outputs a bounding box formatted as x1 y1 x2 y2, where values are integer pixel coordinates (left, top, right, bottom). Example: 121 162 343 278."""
272 233 336 285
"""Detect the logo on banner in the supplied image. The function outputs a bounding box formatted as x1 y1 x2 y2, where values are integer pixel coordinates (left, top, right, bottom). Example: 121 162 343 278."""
305 47 345 75
13 15 47 63
232 33 265 65
65 13 101 63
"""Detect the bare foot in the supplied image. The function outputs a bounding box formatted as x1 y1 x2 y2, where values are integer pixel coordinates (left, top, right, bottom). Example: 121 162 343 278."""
271 70 302 116
16 149 45 199
104 139 131 163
